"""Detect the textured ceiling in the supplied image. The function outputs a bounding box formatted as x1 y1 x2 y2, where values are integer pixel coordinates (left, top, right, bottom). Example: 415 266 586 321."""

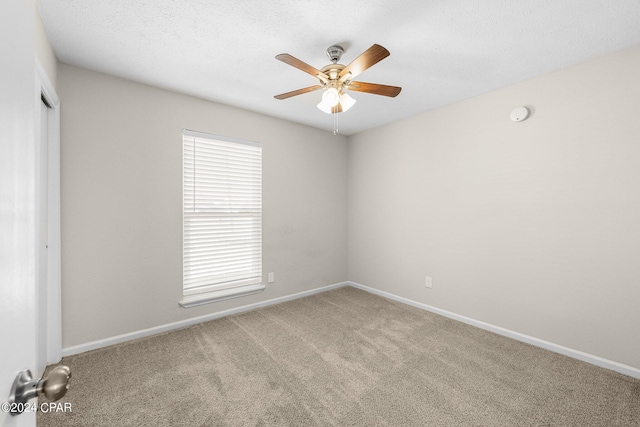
39 0 640 135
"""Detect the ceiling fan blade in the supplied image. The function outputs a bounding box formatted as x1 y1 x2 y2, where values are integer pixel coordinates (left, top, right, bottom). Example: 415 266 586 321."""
346 81 402 97
276 54 328 79
274 85 323 100
338 44 390 81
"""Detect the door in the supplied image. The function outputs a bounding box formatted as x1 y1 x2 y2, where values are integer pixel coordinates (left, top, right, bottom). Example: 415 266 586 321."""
1 0 39 426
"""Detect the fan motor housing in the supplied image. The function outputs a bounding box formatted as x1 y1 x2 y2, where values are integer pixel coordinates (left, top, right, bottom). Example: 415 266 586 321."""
320 63 345 79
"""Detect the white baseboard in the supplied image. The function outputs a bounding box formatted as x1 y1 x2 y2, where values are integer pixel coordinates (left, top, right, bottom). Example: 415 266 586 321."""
348 281 640 380
62 281 349 357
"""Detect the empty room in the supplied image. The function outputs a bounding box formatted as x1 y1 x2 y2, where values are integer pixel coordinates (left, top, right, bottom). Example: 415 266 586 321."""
2 1 639 426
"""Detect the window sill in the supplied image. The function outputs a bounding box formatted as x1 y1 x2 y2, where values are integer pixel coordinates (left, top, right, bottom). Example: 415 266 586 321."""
179 283 266 308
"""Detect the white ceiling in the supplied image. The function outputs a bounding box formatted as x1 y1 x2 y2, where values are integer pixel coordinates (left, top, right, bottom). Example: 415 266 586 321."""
39 0 640 135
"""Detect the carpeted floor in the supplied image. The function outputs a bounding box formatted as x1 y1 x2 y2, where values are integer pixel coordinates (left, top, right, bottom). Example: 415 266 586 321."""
39 286 639 426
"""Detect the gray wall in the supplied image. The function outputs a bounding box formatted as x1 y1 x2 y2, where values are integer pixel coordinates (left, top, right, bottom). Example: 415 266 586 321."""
349 47 640 370
59 64 348 348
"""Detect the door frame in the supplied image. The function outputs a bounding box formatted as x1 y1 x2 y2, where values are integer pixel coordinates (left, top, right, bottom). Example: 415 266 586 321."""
36 62 61 370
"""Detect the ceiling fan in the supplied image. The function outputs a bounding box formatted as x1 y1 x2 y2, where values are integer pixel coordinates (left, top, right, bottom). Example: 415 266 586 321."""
274 44 402 115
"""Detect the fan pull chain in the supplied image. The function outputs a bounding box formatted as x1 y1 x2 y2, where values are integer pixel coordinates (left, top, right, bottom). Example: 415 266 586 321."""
333 109 339 135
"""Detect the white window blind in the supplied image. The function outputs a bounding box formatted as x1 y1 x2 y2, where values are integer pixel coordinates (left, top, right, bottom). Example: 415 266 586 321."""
181 130 263 307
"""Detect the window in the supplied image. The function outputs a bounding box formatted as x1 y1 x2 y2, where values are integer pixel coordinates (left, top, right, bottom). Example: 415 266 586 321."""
180 129 263 308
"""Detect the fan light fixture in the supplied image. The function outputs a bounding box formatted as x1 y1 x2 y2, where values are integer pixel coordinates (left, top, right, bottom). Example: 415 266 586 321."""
317 89 356 114
322 88 340 107
339 93 356 111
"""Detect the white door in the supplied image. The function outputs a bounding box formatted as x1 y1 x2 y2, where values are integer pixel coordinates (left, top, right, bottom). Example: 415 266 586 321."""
0 0 39 426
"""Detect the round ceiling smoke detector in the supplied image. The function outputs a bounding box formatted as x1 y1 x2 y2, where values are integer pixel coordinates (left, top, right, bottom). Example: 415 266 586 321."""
510 106 530 122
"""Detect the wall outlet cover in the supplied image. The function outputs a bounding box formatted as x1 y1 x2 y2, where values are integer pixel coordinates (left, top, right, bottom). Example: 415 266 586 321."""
425 276 432 288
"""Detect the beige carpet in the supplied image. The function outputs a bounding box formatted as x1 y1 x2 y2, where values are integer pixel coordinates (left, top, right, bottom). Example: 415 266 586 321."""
39 287 639 426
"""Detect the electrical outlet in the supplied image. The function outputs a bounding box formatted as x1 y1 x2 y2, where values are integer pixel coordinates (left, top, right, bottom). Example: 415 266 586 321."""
425 276 432 288
268 272 275 283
